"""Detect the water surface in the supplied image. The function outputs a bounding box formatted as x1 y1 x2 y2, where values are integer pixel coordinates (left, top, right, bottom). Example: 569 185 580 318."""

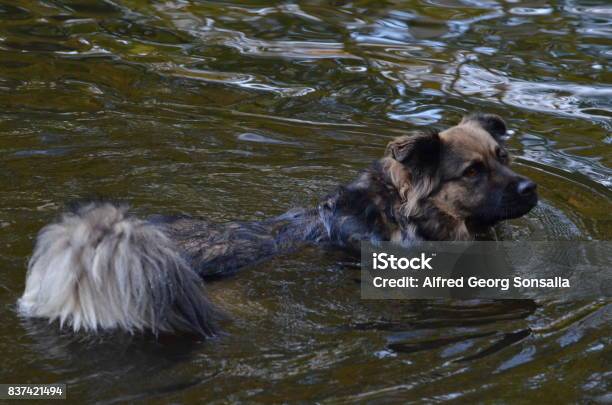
0 0 610 403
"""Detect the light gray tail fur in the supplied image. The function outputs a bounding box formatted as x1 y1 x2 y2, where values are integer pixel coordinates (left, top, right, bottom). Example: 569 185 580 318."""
18 202 219 337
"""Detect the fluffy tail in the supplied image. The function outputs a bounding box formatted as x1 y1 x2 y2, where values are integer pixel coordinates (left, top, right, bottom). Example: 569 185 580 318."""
18 202 219 337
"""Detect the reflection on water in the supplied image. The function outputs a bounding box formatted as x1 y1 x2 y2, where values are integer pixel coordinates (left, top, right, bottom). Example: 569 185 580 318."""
0 0 610 403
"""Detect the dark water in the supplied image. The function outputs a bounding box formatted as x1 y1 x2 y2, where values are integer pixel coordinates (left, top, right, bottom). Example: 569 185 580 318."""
0 0 610 403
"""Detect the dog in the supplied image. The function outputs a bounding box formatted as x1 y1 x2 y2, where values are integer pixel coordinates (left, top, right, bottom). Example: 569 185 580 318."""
18 113 538 337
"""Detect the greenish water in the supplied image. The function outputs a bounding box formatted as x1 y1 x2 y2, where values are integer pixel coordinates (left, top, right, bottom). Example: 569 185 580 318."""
0 0 610 403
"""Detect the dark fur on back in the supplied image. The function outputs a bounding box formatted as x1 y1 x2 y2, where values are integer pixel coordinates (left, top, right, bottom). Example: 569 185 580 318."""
155 209 327 277
158 159 409 277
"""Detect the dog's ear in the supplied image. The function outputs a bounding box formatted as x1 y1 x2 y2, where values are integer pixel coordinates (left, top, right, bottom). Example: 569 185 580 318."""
460 113 507 141
385 131 441 175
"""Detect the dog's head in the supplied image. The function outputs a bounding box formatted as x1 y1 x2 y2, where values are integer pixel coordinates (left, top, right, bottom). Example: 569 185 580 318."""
384 113 537 239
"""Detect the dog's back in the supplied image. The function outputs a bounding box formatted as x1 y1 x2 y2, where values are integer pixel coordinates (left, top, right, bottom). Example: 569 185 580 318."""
156 208 327 277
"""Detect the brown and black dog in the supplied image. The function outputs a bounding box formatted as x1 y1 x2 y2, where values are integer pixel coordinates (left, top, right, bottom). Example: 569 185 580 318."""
19 113 538 337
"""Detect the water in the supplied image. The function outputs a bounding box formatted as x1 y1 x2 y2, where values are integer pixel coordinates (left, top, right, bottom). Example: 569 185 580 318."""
0 0 610 403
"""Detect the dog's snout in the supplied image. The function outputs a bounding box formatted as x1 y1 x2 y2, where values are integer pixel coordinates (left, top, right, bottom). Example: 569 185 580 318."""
517 179 537 196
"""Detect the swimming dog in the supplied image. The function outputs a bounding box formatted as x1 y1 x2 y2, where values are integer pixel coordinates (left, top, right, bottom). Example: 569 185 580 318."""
18 113 538 337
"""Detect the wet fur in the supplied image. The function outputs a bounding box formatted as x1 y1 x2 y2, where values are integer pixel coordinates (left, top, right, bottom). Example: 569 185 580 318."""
19 203 220 336
18 113 538 337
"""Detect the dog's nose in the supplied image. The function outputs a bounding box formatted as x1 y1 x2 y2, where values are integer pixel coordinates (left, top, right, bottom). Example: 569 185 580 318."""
517 179 537 196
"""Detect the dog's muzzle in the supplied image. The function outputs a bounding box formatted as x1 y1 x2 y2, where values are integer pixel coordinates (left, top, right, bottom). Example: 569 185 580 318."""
501 176 539 219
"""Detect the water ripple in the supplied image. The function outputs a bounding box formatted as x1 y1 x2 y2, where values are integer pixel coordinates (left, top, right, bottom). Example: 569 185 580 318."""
0 0 610 402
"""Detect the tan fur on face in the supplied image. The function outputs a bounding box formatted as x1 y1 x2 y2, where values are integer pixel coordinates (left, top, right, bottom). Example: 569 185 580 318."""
439 122 499 167
431 121 509 219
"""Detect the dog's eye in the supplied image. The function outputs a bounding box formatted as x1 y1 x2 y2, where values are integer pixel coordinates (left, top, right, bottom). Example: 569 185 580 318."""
462 162 484 177
463 164 480 178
